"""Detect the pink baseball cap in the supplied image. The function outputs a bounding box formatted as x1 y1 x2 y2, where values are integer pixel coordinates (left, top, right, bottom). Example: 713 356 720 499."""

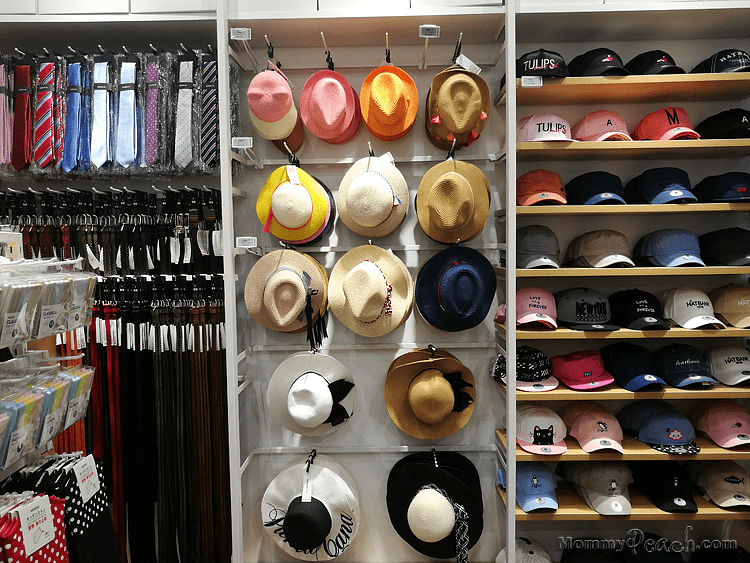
516 403 568 455
691 400 750 448
560 402 624 453
634 107 701 141
518 113 575 142
573 110 633 141
517 286 557 329
551 350 615 390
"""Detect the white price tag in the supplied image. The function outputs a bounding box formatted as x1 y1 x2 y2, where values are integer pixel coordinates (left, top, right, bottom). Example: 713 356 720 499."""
455 53 481 75
197 231 210 256
212 231 224 257
183 241 192 264
230 27 251 41
231 137 253 149
0 312 20 348
73 455 101 504
15 496 55 555
418 24 440 38
5 424 31 467
521 76 543 88
170 237 181 264
235 237 258 249
39 410 62 445
301 470 313 503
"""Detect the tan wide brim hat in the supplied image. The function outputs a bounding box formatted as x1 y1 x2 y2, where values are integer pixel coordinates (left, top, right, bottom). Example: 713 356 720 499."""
328 245 414 337
415 159 490 244
384 348 476 439
337 155 410 238
244 249 328 333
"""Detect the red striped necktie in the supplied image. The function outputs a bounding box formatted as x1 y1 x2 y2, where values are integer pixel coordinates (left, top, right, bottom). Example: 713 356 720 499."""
34 61 55 167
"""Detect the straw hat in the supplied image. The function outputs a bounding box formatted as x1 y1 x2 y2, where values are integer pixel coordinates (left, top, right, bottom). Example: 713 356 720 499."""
328 245 414 337
266 352 355 436
262 454 360 560
256 165 332 244
246 69 298 140
272 113 306 155
244 249 328 335
300 70 361 144
384 348 475 439
360 66 418 141
416 159 490 244
425 66 491 151
337 154 409 238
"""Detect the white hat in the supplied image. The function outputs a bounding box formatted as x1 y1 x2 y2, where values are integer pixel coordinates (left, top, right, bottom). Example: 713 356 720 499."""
266 353 355 436
517 114 575 142
516 403 567 455
705 345 750 386
688 460 750 508
662 287 726 329
564 462 633 516
496 538 553 563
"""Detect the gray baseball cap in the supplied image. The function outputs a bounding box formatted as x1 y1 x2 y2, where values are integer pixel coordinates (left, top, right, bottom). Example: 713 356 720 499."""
517 225 561 269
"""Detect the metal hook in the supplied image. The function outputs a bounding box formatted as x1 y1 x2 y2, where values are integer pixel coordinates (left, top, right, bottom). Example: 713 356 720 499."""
385 32 391 64
122 45 130 56
428 344 436 357
321 32 333 70
368 141 374 157
446 138 457 160
452 32 463 63
149 43 159 55
431 447 438 468
283 142 300 168
14 48 25 57
304 448 317 473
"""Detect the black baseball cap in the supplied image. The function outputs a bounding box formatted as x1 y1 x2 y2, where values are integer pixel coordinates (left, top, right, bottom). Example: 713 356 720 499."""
491 345 559 392
568 48 629 77
699 227 750 266
629 460 698 513
695 108 750 139
608 289 670 331
565 171 626 205
694 172 750 202
624 167 697 205
517 49 569 78
625 50 685 75
600 342 667 391
691 49 750 73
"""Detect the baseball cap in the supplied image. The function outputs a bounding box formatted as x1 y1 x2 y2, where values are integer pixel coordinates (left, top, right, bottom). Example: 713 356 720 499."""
699 228 750 266
695 108 750 139
516 169 567 206
572 110 632 142
516 403 568 455
662 287 725 329
560 402 624 453
687 460 750 508
551 350 615 390
600 342 666 391
653 342 717 388
517 286 558 329
517 49 569 78
690 400 750 448
496 538 553 563
634 229 705 267
617 400 700 454
518 114 574 142
559 462 633 515
517 225 561 269
710 284 750 328
607 289 670 330
515 462 559 512
564 229 634 268
625 50 685 75
623 167 697 204
568 48 629 76
704 345 750 386
694 172 750 202
565 171 626 205
555 287 620 331
634 107 700 141
629 460 698 513
691 49 750 73
491 345 559 392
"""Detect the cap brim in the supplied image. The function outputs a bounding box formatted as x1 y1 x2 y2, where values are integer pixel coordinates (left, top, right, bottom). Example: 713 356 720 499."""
710 490 750 508
617 373 667 391
516 375 559 392
518 192 567 206
527 134 577 142
626 316 671 330
652 253 706 267
592 132 634 142
650 494 698 513
559 373 615 390
518 312 557 329
577 436 624 453
559 321 620 332
648 189 699 204
711 367 750 386
598 66 630 76
517 492 559 512
588 254 635 268
712 433 750 449
519 255 561 269
583 192 627 205
517 438 567 455
647 440 701 455
581 487 631 515
680 315 726 330
658 128 701 141
663 371 717 388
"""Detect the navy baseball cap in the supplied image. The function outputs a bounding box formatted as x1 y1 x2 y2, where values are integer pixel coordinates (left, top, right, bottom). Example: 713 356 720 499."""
695 108 750 139
625 50 685 75
654 342 717 388
694 172 750 202
624 167 697 204
691 49 750 73
629 460 698 513
514 462 559 512
617 400 700 454
634 228 705 267
568 48 629 77
600 342 666 391
607 289 670 330
565 172 626 205
517 49 569 78
699 227 750 266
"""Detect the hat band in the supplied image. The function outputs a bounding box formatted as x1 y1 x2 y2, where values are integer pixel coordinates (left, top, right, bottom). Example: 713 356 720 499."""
416 484 469 563
359 259 393 323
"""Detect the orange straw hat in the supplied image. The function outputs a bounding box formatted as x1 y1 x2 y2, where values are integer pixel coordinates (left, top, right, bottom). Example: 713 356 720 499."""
360 66 418 142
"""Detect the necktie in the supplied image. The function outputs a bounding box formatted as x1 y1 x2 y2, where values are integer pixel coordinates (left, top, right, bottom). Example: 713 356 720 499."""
144 60 159 165
91 62 111 168
200 60 218 167
116 62 137 168
11 65 32 171
62 62 81 173
78 63 92 169
34 61 55 168
174 60 194 169
0 65 10 165
53 59 66 167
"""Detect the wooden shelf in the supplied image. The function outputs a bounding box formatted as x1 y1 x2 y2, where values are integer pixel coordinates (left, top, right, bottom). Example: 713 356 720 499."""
516 140 750 161
497 203 750 217
497 266 750 278
497 325 750 340
497 482 750 521
497 431 750 462
503 382 750 401
516 73 750 106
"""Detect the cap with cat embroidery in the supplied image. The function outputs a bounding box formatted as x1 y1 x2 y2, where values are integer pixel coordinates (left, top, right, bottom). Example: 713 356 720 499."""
516 403 568 455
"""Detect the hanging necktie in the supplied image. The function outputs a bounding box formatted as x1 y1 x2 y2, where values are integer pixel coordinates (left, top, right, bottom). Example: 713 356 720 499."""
34 61 55 168
91 62 112 168
0 64 10 165
144 59 159 166
200 59 218 168
116 61 137 168
62 62 82 172
174 60 194 169
11 64 32 171
78 63 92 169
54 58 66 166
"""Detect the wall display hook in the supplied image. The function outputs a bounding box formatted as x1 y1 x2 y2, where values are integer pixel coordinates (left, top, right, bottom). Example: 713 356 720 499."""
321 32 334 71
446 138 457 160
419 37 429 70
385 32 391 64
283 142 300 168
368 141 374 157
452 32 463 63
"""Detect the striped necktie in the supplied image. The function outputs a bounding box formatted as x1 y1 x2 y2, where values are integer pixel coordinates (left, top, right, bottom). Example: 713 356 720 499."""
34 61 55 168
200 60 218 167
116 62 137 168
53 59 65 166
61 62 81 172
174 60 194 169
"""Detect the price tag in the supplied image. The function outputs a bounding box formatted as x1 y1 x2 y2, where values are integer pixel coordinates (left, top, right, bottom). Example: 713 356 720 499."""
235 237 258 249
64 396 82 430
5 424 31 467
14 496 55 554
37 304 63 338
231 137 253 149
455 53 481 75
73 455 101 504
0 312 20 348
39 410 62 445
230 28 251 41
521 76 543 88
212 231 224 257
418 24 441 38
301 470 313 503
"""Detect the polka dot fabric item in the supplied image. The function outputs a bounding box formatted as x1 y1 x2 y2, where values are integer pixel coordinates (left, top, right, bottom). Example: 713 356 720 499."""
0 495 69 563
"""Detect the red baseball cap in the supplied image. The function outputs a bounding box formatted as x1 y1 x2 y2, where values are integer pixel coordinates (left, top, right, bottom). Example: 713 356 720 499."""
551 350 615 390
634 107 701 141
517 169 567 206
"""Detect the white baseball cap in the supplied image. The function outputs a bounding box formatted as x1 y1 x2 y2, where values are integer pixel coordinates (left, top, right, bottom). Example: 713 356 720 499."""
705 345 750 386
516 403 567 455
518 113 575 142
662 287 726 329
496 538 553 563
688 460 750 508
563 462 633 516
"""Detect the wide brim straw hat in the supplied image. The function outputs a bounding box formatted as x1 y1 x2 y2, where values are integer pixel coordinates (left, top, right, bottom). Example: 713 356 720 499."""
247 69 298 141
301 70 361 143
360 65 418 141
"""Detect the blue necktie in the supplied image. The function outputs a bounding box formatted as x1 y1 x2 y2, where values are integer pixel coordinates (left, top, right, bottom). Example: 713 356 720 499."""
61 62 81 173
91 62 111 168
78 63 91 169
116 62 136 168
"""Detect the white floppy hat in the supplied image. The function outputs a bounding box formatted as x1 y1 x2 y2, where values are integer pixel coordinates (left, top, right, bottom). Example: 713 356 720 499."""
266 352 355 436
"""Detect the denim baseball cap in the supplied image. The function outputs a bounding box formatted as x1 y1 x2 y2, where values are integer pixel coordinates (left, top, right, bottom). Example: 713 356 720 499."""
617 400 700 454
600 342 666 391
634 228 705 267
624 167 697 204
565 171 626 205
694 172 750 202
654 342 717 388
515 462 559 512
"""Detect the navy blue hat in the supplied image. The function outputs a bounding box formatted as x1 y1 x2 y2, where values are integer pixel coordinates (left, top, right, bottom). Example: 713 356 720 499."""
600 342 666 391
607 289 670 330
415 246 496 332
565 172 626 205
699 227 750 266
694 172 750 202
617 400 700 454
515 462 559 512
624 167 697 204
568 48 629 77
625 50 685 75
691 49 750 73
634 228 705 267
629 460 698 513
654 342 717 388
